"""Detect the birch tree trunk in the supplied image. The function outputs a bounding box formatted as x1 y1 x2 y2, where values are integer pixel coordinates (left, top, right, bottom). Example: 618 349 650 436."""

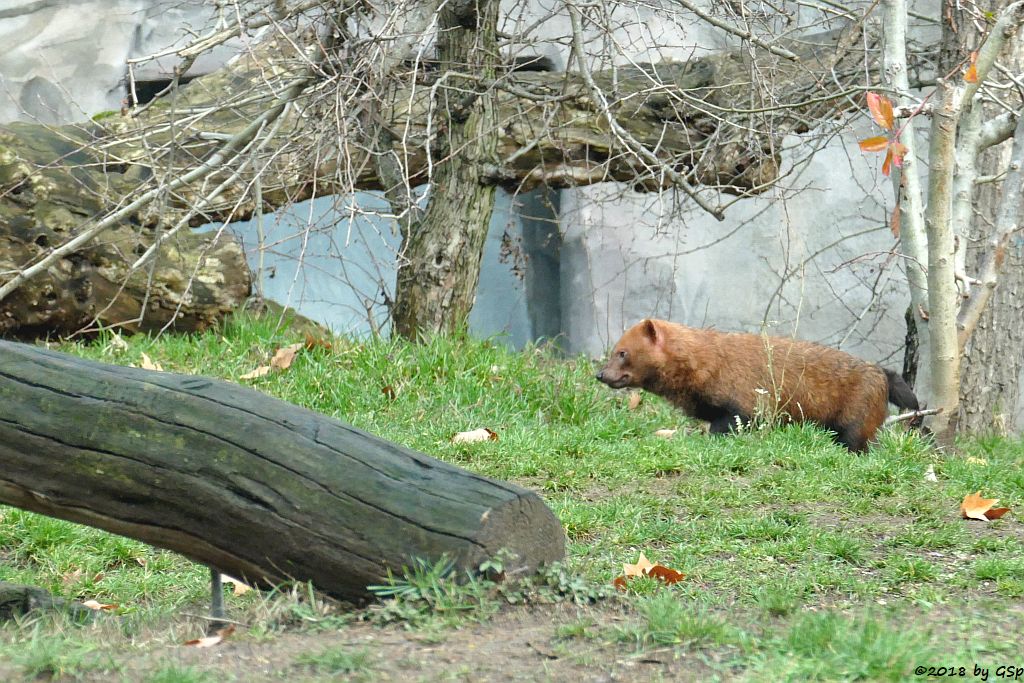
954 2 1024 433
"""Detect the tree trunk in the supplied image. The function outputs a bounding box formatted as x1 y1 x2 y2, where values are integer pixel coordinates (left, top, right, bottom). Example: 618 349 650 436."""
940 0 1024 433
0 340 566 603
390 0 502 339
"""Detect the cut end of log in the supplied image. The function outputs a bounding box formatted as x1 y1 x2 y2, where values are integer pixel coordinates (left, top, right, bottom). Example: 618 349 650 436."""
470 491 566 579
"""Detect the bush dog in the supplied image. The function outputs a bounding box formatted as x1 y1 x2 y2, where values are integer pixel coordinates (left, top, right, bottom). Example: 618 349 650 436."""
596 319 919 451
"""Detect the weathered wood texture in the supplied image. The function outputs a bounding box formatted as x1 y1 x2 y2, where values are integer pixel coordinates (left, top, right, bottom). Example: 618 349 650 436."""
0 123 251 339
0 341 566 602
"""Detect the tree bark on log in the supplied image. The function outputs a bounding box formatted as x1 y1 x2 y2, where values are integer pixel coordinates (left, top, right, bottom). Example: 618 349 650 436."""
0 341 566 602
0 123 251 339
0 23 871 338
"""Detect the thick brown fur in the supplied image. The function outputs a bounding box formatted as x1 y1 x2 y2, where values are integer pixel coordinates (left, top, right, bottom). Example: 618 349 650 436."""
596 319 919 452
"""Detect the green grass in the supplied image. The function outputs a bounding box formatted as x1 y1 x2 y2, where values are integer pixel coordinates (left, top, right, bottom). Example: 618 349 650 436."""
1 314 1023 680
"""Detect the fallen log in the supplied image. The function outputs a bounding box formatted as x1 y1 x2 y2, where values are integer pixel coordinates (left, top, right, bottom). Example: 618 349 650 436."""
0 341 565 602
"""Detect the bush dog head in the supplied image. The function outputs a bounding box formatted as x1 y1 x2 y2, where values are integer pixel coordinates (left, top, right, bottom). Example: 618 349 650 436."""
596 319 667 390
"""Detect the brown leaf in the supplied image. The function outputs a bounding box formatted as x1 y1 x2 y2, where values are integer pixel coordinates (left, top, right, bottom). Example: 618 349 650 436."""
61 568 84 587
184 624 235 648
614 552 686 590
139 353 163 371
622 552 655 578
890 204 901 238
239 366 273 380
220 574 253 596
647 564 686 585
452 428 499 444
82 599 118 611
627 392 642 410
304 332 333 351
653 428 677 439
270 343 304 371
960 491 1011 521
382 385 397 401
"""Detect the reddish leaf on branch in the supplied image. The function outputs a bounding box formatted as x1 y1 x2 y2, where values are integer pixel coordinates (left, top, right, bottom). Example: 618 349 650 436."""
964 51 979 83
866 92 895 130
889 142 908 168
890 205 902 238
858 135 890 153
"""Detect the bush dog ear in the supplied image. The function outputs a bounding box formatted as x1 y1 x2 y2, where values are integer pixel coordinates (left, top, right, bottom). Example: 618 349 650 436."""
641 319 659 344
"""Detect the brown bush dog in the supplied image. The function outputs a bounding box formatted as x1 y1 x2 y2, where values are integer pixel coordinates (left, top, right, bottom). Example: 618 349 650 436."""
596 319 920 452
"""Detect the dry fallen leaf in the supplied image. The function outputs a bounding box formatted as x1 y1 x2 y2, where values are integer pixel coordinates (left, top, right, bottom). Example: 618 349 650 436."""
381 385 397 401
184 624 236 648
61 568 84 587
623 552 655 578
82 599 118 611
139 353 163 371
653 429 677 439
627 392 642 410
304 332 333 351
270 343 304 371
239 366 273 380
960 491 1011 521
452 428 499 444
220 574 253 597
108 334 129 352
614 552 686 590
923 464 938 483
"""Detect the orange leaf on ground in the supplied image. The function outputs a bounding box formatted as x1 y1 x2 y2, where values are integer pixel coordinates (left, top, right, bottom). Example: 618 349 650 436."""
622 552 655 578
647 564 686 585
960 491 1011 521
184 625 236 648
613 552 686 590
858 135 890 153
627 392 642 410
82 599 118 611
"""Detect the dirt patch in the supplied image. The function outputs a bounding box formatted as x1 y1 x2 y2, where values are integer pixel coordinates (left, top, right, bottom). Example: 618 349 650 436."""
75 603 723 683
